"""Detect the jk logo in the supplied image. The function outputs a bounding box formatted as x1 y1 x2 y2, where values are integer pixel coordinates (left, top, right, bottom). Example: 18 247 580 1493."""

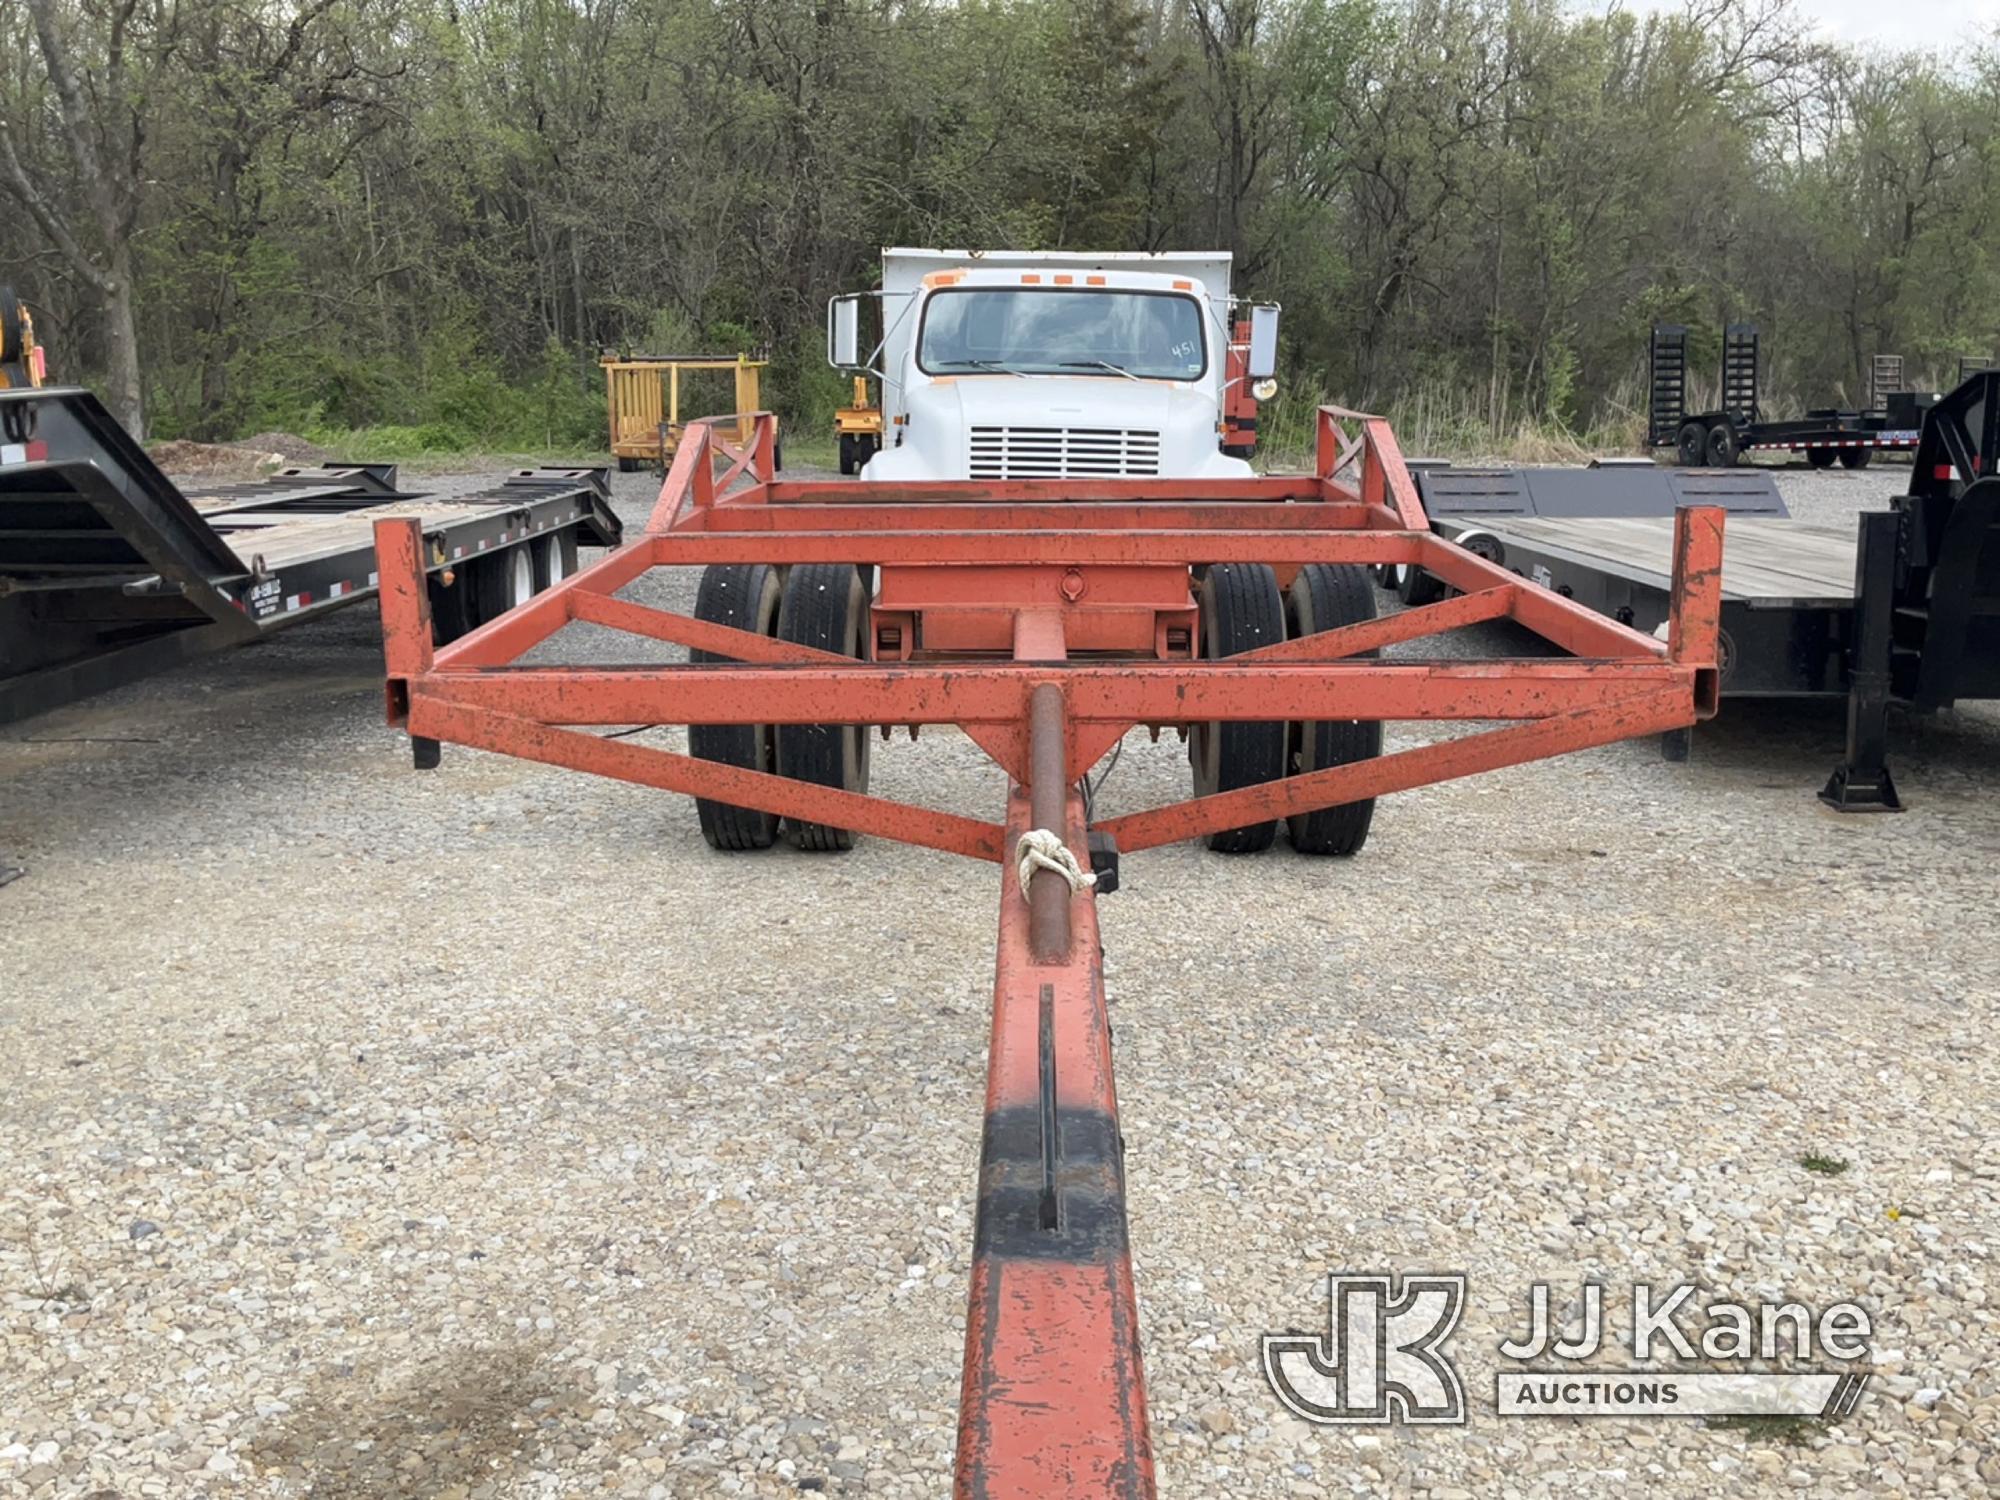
1263 1273 1467 1425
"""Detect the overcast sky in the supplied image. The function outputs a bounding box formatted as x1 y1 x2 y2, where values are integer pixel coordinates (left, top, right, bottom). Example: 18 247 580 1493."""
1607 0 2000 48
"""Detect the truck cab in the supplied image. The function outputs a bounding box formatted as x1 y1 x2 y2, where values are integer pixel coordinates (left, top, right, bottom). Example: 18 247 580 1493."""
829 250 1277 483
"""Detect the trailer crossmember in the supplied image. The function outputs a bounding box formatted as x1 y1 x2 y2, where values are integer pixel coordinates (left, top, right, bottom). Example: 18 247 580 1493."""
377 407 1723 1498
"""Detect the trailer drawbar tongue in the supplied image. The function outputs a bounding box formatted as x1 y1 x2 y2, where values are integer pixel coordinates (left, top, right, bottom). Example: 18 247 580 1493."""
377 406 1725 1497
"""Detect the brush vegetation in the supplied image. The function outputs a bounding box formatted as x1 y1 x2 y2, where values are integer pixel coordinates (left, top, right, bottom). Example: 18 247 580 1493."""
3 0 1997 457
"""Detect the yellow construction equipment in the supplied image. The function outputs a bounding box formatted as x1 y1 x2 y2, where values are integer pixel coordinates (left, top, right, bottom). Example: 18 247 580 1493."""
601 353 771 472
1 287 46 390
834 375 882 475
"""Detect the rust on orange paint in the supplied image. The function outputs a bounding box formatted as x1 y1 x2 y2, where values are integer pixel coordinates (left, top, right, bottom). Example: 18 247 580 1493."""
377 402 1726 1500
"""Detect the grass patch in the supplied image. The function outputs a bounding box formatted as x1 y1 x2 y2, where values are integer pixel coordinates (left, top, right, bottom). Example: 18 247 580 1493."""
781 431 839 472
1709 1413 1822 1445
1799 1153 1850 1176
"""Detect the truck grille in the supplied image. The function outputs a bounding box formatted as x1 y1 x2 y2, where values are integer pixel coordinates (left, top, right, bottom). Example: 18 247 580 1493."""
967 426 1162 479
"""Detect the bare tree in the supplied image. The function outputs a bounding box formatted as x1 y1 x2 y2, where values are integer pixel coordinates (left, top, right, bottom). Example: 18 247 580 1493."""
0 0 176 435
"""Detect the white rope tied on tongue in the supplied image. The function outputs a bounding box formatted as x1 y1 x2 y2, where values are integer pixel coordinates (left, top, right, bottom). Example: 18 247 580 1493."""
1014 828 1097 901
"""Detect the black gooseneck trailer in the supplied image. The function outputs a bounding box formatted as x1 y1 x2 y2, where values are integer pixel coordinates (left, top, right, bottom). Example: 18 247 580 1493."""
1824 368 2000 809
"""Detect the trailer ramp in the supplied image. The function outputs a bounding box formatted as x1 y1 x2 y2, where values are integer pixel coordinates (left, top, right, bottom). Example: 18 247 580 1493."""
0 386 618 722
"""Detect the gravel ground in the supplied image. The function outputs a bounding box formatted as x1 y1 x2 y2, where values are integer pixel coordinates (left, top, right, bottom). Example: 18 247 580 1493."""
3 457 1997 1498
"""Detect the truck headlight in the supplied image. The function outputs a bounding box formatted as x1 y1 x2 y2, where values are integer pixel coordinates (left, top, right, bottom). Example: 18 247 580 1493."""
1252 377 1278 401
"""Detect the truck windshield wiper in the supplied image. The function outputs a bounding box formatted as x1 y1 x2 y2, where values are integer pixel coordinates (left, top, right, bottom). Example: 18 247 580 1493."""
1060 360 1140 380
935 358 1029 378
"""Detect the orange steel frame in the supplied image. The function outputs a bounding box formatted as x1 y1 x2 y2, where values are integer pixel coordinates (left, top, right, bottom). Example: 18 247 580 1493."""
376 408 1724 1499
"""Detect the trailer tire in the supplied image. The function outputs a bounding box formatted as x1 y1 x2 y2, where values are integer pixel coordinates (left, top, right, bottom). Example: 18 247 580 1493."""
469 544 536 625
777 562 871 851
1284 565 1382 856
1705 422 1740 468
1190 562 1287 853
1675 422 1707 467
1398 557 1446 607
1839 448 1872 470
617 456 641 473
1805 447 1837 469
428 573 476 645
689 563 785 851
535 528 579 590
839 434 857 476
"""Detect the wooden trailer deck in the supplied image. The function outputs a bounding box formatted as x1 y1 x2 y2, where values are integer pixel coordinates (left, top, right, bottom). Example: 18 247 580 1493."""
1461 515 1859 608
201 496 571 573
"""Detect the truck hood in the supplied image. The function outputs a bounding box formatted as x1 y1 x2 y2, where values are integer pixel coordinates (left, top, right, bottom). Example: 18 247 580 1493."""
946 374 1177 433
866 374 1249 482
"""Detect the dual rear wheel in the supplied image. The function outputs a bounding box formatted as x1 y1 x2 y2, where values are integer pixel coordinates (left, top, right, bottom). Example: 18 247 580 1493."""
430 530 578 645
1188 562 1381 856
690 562 870 852
687 559 1381 858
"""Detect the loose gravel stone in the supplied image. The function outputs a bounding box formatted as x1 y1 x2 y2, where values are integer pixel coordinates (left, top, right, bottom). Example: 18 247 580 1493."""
3 460 1996 1497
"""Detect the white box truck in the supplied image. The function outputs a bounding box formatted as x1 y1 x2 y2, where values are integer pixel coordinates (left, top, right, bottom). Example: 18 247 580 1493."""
827 249 1278 482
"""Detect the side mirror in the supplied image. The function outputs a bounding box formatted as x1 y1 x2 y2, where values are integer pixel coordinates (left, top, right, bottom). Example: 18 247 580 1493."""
828 296 862 369
1247 304 1280 380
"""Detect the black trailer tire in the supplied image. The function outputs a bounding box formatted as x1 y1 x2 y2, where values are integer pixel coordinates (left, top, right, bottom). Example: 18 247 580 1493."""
1398 556 1447 606
1285 564 1382 856
469 544 536 625
535 528 579 590
617 455 641 473
690 563 784 851
776 563 871 851
1839 448 1872 469
1805 447 1837 469
1189 563 1287 853
1675 422 1707 467
428 573 476 645
838 434 857 476
1705 422 1740 467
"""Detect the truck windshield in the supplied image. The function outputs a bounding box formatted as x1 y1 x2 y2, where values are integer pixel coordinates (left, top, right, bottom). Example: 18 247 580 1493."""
918 289 1206 380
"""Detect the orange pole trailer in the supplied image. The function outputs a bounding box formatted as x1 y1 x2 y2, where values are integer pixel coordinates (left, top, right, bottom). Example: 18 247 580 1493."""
376 404 1724 1499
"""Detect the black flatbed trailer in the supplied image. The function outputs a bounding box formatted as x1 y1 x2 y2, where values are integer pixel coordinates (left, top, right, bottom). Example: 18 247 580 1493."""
0 386 621 722
1400 369 2000 808
1649 322 1938 469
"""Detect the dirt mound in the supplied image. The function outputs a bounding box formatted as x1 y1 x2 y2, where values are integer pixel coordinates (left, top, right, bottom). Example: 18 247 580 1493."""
148 439 285 480
238 430 333 464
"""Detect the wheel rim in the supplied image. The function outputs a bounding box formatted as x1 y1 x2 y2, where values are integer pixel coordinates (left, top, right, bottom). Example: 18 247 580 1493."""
509 548 533 608
544 535 569 584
